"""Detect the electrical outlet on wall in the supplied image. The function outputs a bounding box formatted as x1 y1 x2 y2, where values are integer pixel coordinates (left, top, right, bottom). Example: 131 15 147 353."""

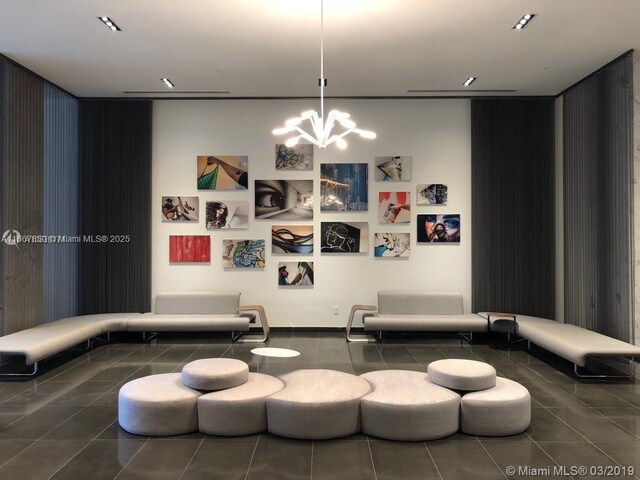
333 306 339 315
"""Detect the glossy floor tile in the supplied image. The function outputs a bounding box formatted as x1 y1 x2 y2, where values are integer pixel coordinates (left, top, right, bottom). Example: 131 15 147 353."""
0 333 638 480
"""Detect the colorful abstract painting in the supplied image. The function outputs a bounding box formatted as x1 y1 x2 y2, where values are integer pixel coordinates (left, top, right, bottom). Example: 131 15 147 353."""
374 233 410 258
375 156 412 181
417 184 448 205
169 235 210 263
275 144 313 170
272 225 314 254
417 214 460 243
206 201 249 229
197 155 248 190
162 196 199 222
378 192 411 224
278 262 314 286
320 163 368 211
320 222 369 253
222 239 266 268
255 180 313 219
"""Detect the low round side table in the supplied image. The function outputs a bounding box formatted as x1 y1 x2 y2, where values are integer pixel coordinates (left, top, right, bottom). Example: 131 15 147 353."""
486 312 518 349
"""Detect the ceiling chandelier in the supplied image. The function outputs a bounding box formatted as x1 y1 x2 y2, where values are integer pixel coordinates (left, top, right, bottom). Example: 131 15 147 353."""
272 0 376 149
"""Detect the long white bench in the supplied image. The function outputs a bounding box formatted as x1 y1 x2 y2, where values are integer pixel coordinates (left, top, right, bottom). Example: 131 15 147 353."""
479 313 640 378
0 292 270 378
346 291 487 343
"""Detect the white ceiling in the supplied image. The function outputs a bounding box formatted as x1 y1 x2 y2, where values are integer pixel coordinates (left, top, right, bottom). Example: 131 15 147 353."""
0 0 638 98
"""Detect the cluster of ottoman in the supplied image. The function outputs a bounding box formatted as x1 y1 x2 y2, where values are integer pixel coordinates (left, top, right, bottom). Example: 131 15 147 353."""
118 358 531 440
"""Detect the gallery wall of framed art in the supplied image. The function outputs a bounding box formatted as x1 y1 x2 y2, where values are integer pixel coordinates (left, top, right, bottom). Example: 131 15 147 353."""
152 99 472 327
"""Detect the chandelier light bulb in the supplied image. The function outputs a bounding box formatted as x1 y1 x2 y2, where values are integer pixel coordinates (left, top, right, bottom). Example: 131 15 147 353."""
285 136 300 147
354 129 376 139
336 138 348 149
285 117 302 127
338 118 356 129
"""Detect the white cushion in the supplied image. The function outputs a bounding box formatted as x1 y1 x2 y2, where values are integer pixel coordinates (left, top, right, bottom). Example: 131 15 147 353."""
267 369 371 440
198 373 284 435
378 291 464 315
461 377 531 436
428 359 496 391
118 373 202 436
364 314 488 332
154 291 240 314
181 358 249 391
360 370 460 441
127 313 250 332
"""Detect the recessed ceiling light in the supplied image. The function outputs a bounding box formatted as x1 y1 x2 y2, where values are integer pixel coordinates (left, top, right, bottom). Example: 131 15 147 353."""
161 78 175 88
513 14 535 30
463 77 477 87
98 16 121 31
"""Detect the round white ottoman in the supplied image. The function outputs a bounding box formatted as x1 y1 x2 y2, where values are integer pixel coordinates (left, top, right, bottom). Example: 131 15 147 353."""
198 373 284 436
118 373 201 436
461 377 531 436
267 369 372 440
181 358 249 391
359 370 460 441
427 359 496 391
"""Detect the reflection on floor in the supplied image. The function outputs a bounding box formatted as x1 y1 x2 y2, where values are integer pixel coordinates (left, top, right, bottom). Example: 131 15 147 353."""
0 332 639 480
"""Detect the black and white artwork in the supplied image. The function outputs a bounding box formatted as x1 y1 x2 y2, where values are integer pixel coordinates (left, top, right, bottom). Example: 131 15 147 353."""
374 232 410 258
161 196 199 222
254 180 313 220
276 144 313 170
206 201 249 229
320 222 369 253
417 184 448 205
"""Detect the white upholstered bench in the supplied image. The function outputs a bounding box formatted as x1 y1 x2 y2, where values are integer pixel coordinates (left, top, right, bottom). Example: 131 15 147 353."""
478 313 640 378
347 291 487 343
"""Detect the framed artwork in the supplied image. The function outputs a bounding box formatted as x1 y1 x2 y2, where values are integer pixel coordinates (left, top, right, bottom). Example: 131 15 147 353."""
417 214 460 243
374 233 410 258
378 192 411 224
276 144 313 170
197 155 248 190
278 262 314 286
320 163 368 211
417 184 448 205
320 222 369 253
206 201 249 229
255 180 313 219
222 239 266 268
272 225 314 254
162 196 199 222
169 235 210 263
375 156 412 181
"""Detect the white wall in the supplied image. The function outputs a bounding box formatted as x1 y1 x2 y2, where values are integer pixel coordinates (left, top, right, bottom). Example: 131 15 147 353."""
152 99 471 327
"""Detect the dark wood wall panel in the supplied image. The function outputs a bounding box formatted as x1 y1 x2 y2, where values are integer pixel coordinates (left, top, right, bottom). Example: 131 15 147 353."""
43 84 79 323
1 61 44 334
471 98 555 318
563 54 633 341
0 60 5 335
79 101 152 314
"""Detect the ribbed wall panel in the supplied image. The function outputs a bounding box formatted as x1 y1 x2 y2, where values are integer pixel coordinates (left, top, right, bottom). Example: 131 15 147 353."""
563 54 633 341
43 84 79 323
1 62 44 334
79 101 152 314
471 99 555 318
0 60 5 335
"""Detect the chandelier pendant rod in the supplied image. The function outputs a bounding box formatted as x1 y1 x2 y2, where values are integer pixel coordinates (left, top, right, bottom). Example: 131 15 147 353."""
319 0 325 122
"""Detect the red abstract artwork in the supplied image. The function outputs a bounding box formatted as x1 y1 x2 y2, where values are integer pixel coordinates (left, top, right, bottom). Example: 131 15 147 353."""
169 235 211 263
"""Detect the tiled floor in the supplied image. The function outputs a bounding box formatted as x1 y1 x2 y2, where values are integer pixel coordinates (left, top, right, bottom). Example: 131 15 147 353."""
0 332 639 480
